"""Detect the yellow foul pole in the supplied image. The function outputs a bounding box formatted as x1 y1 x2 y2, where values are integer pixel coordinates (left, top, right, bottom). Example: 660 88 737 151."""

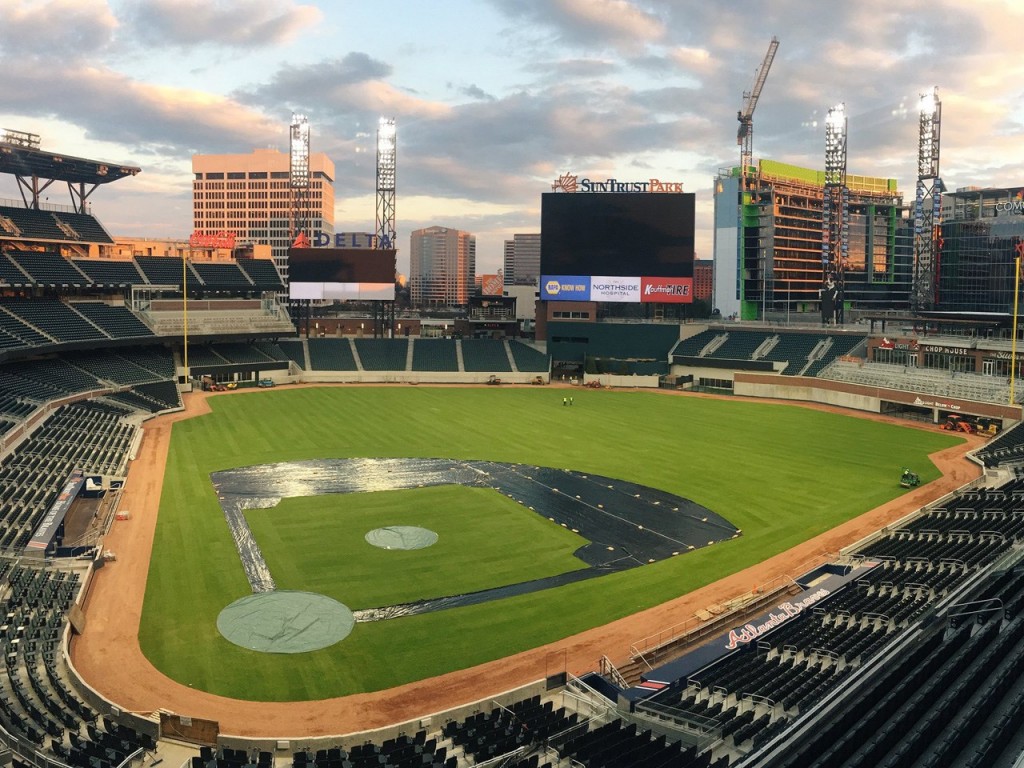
1012 255 1020 406
183 248 190 383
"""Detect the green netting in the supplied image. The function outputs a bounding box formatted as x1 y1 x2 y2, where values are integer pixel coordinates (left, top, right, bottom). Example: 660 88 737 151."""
364 526 438 550
216 591 354 653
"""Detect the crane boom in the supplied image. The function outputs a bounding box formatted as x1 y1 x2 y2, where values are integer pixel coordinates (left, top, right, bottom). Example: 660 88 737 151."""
738 36 779 172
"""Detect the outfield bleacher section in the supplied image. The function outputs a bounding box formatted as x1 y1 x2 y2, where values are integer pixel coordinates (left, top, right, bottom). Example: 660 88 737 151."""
761 333 830 375
509 340 549 372
278 340 309 369
548 321 679 367
460 339 512 372
354 338 409 371
306 339 357 371
237 258 284 291
207 342 278 365
412 339 459 372
705 329 774 360
184 345 231 369
671 329 723 359
801 334 864 377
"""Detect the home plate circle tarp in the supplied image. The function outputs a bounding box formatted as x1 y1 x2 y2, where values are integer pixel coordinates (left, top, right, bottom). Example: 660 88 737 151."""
365 526 438 550
217 591 354 653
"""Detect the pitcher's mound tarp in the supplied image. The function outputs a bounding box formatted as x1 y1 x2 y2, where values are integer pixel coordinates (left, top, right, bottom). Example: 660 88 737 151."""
217 590 354 653
365 526 438 550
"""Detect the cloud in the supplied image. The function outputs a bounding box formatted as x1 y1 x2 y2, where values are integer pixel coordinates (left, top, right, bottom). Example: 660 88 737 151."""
0 61 280 156
490 0 665 53
123 0 321 48
0 0 117 57
235 53 451 135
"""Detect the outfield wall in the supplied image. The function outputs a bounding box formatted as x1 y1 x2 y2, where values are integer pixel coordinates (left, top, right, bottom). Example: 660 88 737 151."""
582 373 660 389
295 371 547 385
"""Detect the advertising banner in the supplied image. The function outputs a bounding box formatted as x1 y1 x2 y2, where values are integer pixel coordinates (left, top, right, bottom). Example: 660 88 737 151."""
591 276 641 302
541 275 591 301
640 276 693 303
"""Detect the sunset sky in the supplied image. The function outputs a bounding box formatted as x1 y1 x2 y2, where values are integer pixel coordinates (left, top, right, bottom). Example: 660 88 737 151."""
1 0 1022 274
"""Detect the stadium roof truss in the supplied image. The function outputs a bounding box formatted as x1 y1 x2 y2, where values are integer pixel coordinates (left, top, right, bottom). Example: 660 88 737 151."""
0 138 141 214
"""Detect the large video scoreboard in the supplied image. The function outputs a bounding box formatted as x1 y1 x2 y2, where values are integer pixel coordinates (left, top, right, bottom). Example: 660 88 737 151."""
540 192 695 303
288 247 395 301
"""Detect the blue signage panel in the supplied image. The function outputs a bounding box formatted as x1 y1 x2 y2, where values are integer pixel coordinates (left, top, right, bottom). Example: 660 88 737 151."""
540 275 591 301
27 471 84 552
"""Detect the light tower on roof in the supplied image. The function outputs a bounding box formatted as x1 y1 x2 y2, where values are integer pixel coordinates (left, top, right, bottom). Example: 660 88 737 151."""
375 117 396 251
912 87 943 313
821 103 849 324
289 113 311 244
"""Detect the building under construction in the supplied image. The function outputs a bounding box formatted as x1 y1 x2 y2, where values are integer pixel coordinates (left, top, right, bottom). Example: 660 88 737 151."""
713 159 912 321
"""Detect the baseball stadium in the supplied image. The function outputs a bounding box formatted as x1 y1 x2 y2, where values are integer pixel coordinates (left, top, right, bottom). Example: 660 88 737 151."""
4 131 1024 768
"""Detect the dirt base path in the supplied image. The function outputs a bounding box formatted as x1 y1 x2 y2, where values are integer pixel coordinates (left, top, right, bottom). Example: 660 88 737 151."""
70 387 986 737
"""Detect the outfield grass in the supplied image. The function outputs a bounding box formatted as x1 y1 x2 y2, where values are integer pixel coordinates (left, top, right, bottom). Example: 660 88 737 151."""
140 387 962 701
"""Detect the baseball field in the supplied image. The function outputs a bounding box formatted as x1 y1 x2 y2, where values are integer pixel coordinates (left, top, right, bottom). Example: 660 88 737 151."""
138 386 960 702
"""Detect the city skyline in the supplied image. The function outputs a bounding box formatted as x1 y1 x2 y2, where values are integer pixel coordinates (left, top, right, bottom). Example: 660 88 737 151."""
0 0 1022 276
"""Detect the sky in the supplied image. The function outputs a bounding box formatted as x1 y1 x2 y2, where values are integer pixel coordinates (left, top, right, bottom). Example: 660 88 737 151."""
1 0 1023 276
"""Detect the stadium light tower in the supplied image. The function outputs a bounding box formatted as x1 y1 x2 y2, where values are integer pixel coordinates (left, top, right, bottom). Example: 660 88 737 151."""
821 103 849 325
375 117 396 251
289 113 311 243
912 87 943 313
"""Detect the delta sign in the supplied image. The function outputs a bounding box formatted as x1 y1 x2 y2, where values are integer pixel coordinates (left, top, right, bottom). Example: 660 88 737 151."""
541 275 692 304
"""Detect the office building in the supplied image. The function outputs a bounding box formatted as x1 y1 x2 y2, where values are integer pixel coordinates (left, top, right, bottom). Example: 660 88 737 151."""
503 233 541 286
192 148 335 287
409 226 476 308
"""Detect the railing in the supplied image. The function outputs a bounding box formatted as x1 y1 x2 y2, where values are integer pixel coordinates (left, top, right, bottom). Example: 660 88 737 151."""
628 551 831 670
0 197 79 215
598 655 628 689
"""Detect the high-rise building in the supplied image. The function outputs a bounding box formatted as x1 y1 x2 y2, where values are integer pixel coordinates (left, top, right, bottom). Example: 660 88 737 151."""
192 148 335 287
503 233 541 286
409 226 476 308
713 159 909 320
693 259 713 302
934 185 1024 314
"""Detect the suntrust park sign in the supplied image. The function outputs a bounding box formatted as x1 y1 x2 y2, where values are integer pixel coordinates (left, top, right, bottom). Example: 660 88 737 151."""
551 173 684 193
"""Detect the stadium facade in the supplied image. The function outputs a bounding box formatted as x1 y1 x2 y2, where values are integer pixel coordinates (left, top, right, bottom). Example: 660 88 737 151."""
712 160 912 321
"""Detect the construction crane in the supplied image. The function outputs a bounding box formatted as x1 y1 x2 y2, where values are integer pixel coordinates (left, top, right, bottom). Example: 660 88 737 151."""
737 36 780 174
